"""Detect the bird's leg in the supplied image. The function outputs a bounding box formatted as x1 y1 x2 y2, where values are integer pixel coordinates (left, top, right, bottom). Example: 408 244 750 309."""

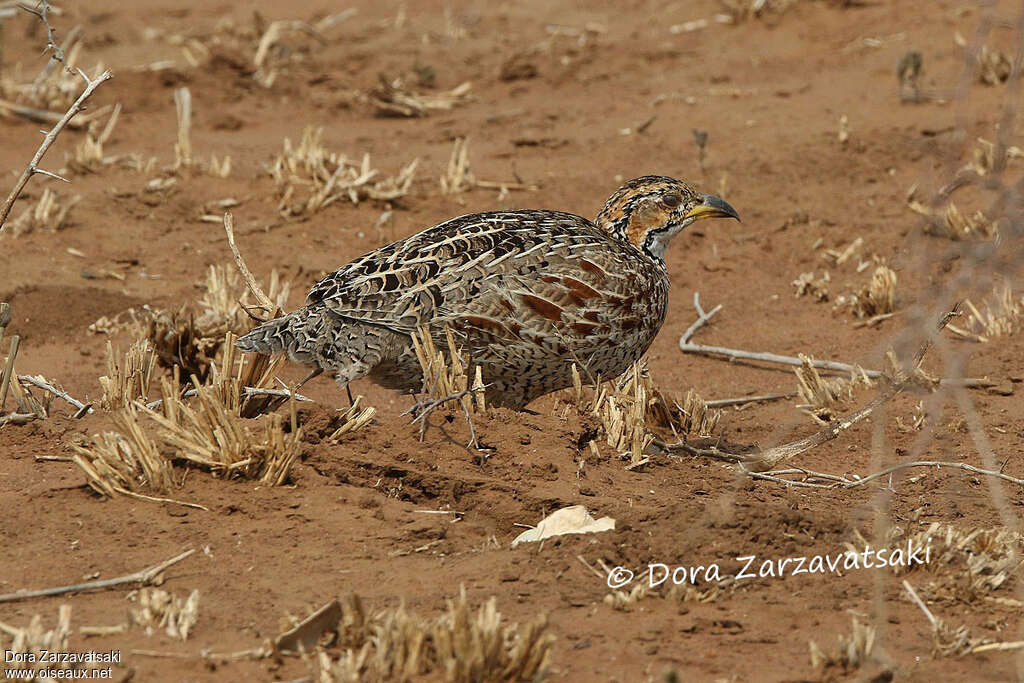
346 384 355 407
294 367 323 391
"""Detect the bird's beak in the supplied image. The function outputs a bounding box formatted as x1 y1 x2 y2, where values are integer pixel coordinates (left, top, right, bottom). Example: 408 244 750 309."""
684 194 741 222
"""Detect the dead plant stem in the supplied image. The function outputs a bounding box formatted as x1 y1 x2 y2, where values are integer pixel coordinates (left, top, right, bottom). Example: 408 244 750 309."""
0 549 195 603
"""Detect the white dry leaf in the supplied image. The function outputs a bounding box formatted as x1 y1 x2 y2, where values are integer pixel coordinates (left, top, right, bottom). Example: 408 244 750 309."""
511 505 615 547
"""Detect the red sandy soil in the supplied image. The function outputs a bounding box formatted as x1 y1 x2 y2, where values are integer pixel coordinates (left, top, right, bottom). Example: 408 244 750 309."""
2 0 1024 680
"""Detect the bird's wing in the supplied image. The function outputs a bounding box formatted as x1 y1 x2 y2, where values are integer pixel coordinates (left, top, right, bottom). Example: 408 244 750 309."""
305 210 643 346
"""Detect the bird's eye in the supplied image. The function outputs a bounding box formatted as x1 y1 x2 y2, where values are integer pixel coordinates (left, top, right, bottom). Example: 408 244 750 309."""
662 193 682 208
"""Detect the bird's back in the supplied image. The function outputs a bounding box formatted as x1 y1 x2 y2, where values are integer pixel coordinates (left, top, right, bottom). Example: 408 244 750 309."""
238 207 669 408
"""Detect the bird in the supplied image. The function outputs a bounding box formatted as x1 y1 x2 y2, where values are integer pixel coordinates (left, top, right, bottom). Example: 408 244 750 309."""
236 175 739 410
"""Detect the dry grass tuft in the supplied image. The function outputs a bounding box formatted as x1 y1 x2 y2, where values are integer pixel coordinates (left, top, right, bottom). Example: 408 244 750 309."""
145 375 302 485
908 198 1000 241
792 270 831 301
719 0 799 23
67 103 121 173
963 137 1024 176
437 137 537 198
959 283 1024 341
439 137 476 195
412 327 485 414
568 360 721 463
896 400 927 432
98 265 290 383
0 605 75 681
197 263 291 338
328 397 378 442
141 305 224 383
75 331 320 498
604 578 723 611
672 387 722 438
3 374 52 422
3 188 79 236
75 375 303 493
808 617 875 674
882 523 1023 602
844 264 898 318
213 334 292 418
270 126 418 216
129 588 200 641
408 327 486 448
579 363 654 463
317 589 554 683
99 339 157 410
371 76 473 117
170 87 231 177
952 32 1012 84
796 241 897 317
977 46 1012 85
72 404 176 496
0 319 51 424
929 619 986 657
794 354 873 423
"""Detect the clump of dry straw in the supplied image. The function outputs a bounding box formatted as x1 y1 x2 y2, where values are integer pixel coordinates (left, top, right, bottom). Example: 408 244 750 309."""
566 360 721 465
269 126 418 216
316 589 554 683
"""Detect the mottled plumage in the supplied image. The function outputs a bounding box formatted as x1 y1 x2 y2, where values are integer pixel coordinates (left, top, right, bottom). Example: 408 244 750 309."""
236 176 739 409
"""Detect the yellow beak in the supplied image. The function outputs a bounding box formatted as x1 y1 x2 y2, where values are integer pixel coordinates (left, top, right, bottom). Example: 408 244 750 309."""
684 194 740 222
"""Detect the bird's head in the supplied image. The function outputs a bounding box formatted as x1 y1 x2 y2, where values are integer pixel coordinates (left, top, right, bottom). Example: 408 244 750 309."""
595 175 740 265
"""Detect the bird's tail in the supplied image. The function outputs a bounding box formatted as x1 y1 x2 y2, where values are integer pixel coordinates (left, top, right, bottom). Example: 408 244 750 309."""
236 311 300 357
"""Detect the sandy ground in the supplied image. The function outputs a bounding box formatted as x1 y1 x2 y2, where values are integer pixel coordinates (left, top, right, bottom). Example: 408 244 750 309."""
2 0 1024 680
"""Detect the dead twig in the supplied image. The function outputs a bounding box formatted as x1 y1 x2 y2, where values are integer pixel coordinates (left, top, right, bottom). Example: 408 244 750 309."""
0 549 195 603
222 212 279 318
0 69 113 232
748 306 957 470
403 386 489 447
752 460 1024 489
0 334 17 413
679 293 884 378
20 0 67 74
0 411 36 426
669 301 959 471
109 487 208 511
705 392 795 408
143 386 312 411
17 374 90 415
0 98 93 128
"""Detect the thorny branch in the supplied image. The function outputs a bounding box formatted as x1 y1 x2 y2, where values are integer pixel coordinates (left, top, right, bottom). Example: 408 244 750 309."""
20 0 64 66
0 68 113 231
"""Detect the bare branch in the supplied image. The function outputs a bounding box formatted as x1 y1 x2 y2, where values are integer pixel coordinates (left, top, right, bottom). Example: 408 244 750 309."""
0 69 113 232
16 374 90 414
705 392 795 408
679 292 884 377
0 549 195 603
753 460 1024 489
222 212 279 318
